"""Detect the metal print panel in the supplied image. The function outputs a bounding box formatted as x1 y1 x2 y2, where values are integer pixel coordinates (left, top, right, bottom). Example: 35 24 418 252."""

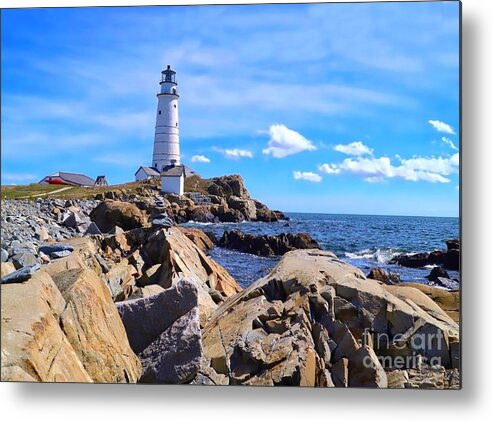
0 1 461 389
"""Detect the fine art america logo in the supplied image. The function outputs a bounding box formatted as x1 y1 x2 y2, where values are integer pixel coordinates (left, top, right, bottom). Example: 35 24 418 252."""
361 328 448 369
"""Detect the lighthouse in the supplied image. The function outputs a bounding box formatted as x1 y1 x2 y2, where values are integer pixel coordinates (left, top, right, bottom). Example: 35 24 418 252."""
135 66 198 194
152 65 181 170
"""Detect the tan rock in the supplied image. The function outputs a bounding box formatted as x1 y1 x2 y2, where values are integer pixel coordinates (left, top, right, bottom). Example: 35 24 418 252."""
200 249 459 388
331 358 349 387
136 264 163 287
52 268 141 383
389 282 460 323
348 345 388 388
1 262 16 278
129 284 166 299
300 347 317 387
1 271 92 382
179 227 214 251
103 260 137 301
386 369 409 388
40 251 87 277
146 227 241 299
89 200 149 233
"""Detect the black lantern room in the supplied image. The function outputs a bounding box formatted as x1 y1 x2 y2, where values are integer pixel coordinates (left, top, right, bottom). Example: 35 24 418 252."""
161 65 176 84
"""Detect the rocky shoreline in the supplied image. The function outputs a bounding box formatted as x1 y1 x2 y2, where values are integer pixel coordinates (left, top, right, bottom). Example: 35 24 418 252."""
1 175 460 387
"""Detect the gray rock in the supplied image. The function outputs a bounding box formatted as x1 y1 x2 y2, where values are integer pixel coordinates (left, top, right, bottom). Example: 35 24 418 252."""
139 307 202 384
84 222 102 235
50 250 72 259
34 226 50 241
1 263 41 284
39 243 74 255
1 248 8 262
12 252 39 269
116 278 202 384
152 216 173 229
95 253 110 274
62 212 83 228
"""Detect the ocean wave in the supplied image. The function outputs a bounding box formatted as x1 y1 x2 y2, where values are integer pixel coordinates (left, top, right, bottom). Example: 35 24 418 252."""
344 248 401 264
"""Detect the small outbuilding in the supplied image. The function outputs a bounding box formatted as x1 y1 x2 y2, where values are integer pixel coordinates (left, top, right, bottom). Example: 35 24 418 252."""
39 172 96 187
94 175 109 187
135 166 160 181
161 164 185 195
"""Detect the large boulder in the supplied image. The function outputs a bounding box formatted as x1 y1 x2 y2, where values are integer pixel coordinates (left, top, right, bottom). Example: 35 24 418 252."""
1 271 92 382
390 239 460 271
186 206 215 223
207 175 250 199
367 267 400 285
211 205 245 223
390 250 446 268
144 227 241 298
218 230 320 256
198 249 459 387
116 278 202 384
227 196 257 220
89 200 148 233
51 268 141 383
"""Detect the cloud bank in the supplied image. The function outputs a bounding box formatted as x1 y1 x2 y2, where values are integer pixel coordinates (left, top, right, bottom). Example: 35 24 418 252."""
319 141 459 183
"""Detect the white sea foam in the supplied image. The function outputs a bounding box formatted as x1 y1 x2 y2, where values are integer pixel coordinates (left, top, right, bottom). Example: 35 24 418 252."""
344 249 373 260
345 248 400 264
424 264 439 269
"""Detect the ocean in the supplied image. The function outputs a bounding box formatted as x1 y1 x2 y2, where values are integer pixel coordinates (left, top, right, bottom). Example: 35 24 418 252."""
181 212 460 289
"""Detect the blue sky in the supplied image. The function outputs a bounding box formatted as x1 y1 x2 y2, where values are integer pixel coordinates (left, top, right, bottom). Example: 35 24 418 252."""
1 2 460 216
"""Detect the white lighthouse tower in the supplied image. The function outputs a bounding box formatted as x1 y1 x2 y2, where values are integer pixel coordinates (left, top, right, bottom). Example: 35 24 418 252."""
152 65 181 170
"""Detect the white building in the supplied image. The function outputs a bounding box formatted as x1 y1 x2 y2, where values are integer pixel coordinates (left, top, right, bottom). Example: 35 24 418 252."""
161 164 185 195
135 166 160 181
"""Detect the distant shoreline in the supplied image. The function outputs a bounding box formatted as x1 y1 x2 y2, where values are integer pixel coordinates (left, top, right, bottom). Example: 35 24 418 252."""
283 211 460 220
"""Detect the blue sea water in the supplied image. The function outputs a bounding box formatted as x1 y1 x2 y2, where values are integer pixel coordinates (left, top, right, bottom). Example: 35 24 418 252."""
181 213 460 289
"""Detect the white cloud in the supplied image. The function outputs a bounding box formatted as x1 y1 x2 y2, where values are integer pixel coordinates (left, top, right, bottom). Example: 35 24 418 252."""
318 163 341 174
333 141 373 156
262 124 316 158
293 171 322 183
213 147 253 159
441 136 458 151
319 152 459 184
191 155 211 163
429 120 456 135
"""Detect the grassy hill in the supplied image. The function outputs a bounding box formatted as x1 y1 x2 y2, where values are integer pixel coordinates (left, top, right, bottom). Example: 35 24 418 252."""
2 175 210 200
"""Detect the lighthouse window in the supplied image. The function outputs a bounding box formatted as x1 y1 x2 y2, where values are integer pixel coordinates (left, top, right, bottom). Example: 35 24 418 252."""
174 104 176 108
176 122 178 127
158 110 162 115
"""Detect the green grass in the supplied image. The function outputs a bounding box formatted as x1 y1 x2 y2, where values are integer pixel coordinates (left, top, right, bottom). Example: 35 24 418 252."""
2 175 211 201
1 184 68 200
184 175 209 194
